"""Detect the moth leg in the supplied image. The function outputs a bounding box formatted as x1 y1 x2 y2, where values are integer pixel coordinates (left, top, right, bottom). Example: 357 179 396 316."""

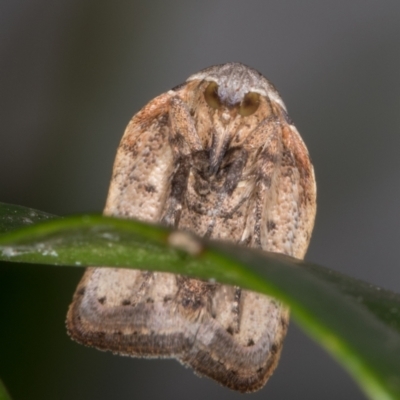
239 117 282 248
254 140 282 246
161 155 191 227
168 96 203 155
162 96 205 227
205 147 248 237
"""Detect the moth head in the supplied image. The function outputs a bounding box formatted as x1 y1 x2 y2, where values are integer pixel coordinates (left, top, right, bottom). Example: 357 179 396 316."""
203 81 261 117
187 62 287 120
184 63 288 170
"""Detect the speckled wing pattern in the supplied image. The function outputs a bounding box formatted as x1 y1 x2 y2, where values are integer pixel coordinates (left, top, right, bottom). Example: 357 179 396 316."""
66 63 316 392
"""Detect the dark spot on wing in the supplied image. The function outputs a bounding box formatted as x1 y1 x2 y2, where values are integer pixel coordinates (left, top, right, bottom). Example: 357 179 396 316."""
267 220 276 231
121 299 131 306
77 287 86 296
226 326 234 335
144 184 157 193
98 296 106 304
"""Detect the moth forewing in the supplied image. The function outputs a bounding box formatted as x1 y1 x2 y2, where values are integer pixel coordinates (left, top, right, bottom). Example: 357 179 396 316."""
102 92 174 222
66 62 316 393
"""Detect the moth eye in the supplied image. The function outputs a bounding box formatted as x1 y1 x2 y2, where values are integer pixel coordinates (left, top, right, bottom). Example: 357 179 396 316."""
204 82 222 110
239 92 260 116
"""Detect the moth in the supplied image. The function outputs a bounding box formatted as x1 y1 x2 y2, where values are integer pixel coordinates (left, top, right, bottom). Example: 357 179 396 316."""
66 63 316 392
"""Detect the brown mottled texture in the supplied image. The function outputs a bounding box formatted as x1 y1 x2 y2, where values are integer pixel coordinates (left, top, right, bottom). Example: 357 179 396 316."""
66 63 316 392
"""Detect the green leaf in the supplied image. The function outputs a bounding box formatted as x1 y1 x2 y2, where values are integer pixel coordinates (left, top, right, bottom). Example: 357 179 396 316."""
0 202 400 400
0 202 56 233
0 379 12 400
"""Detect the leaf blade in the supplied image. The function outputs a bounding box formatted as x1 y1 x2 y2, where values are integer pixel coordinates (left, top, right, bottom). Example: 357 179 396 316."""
0 202 399 399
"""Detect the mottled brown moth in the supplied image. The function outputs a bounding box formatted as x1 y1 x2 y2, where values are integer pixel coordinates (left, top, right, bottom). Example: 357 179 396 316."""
66 63 317 392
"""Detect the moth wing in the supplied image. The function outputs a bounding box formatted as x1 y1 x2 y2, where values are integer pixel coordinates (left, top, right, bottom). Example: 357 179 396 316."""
191 112 314 391
180 288 289 393
104 91 174 221
67 268 199 357
257 115 316 259
67 267 287 392
67 92 190 352
244 106 316 259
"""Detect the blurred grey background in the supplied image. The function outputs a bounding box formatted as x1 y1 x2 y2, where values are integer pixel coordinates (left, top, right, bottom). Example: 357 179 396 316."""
1 1 400 399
